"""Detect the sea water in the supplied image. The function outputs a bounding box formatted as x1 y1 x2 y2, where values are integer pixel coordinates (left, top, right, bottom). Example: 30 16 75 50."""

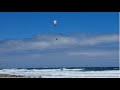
0 67 119 78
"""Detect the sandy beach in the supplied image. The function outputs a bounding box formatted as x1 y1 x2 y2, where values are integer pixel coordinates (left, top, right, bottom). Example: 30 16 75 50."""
0 73 42 78
0 74 27 78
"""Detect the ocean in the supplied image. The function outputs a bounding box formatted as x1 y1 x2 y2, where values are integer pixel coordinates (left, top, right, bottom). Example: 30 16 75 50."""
0 67 119 78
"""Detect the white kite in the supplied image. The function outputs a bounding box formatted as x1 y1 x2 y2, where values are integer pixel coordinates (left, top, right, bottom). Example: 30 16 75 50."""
54 20 57 28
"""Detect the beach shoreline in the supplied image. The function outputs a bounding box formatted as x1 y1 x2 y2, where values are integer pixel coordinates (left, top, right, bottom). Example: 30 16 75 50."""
0 74 27 78
0 73 42 78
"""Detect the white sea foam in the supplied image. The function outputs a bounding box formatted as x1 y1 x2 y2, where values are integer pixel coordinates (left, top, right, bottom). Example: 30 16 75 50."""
0 69 119 78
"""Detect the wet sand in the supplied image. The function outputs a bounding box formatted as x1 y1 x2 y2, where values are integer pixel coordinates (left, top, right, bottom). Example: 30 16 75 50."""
0 74 42 78
0 74 27 78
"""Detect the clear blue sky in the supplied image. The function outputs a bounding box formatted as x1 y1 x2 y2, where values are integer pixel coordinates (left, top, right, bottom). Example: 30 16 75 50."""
0 12 119 68
0 12 118 40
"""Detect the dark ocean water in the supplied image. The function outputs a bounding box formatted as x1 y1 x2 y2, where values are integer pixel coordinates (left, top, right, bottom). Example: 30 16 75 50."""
14 67 119 71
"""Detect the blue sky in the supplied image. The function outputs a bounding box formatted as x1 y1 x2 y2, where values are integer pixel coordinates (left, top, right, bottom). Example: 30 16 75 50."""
0 12 119 68
0 12 118 39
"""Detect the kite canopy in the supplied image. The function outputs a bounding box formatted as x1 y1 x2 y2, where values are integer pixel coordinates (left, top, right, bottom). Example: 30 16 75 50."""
54 20 57 27
54 20 57 24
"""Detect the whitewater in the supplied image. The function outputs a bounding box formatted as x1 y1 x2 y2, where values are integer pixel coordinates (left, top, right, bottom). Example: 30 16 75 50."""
0 68 119 78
